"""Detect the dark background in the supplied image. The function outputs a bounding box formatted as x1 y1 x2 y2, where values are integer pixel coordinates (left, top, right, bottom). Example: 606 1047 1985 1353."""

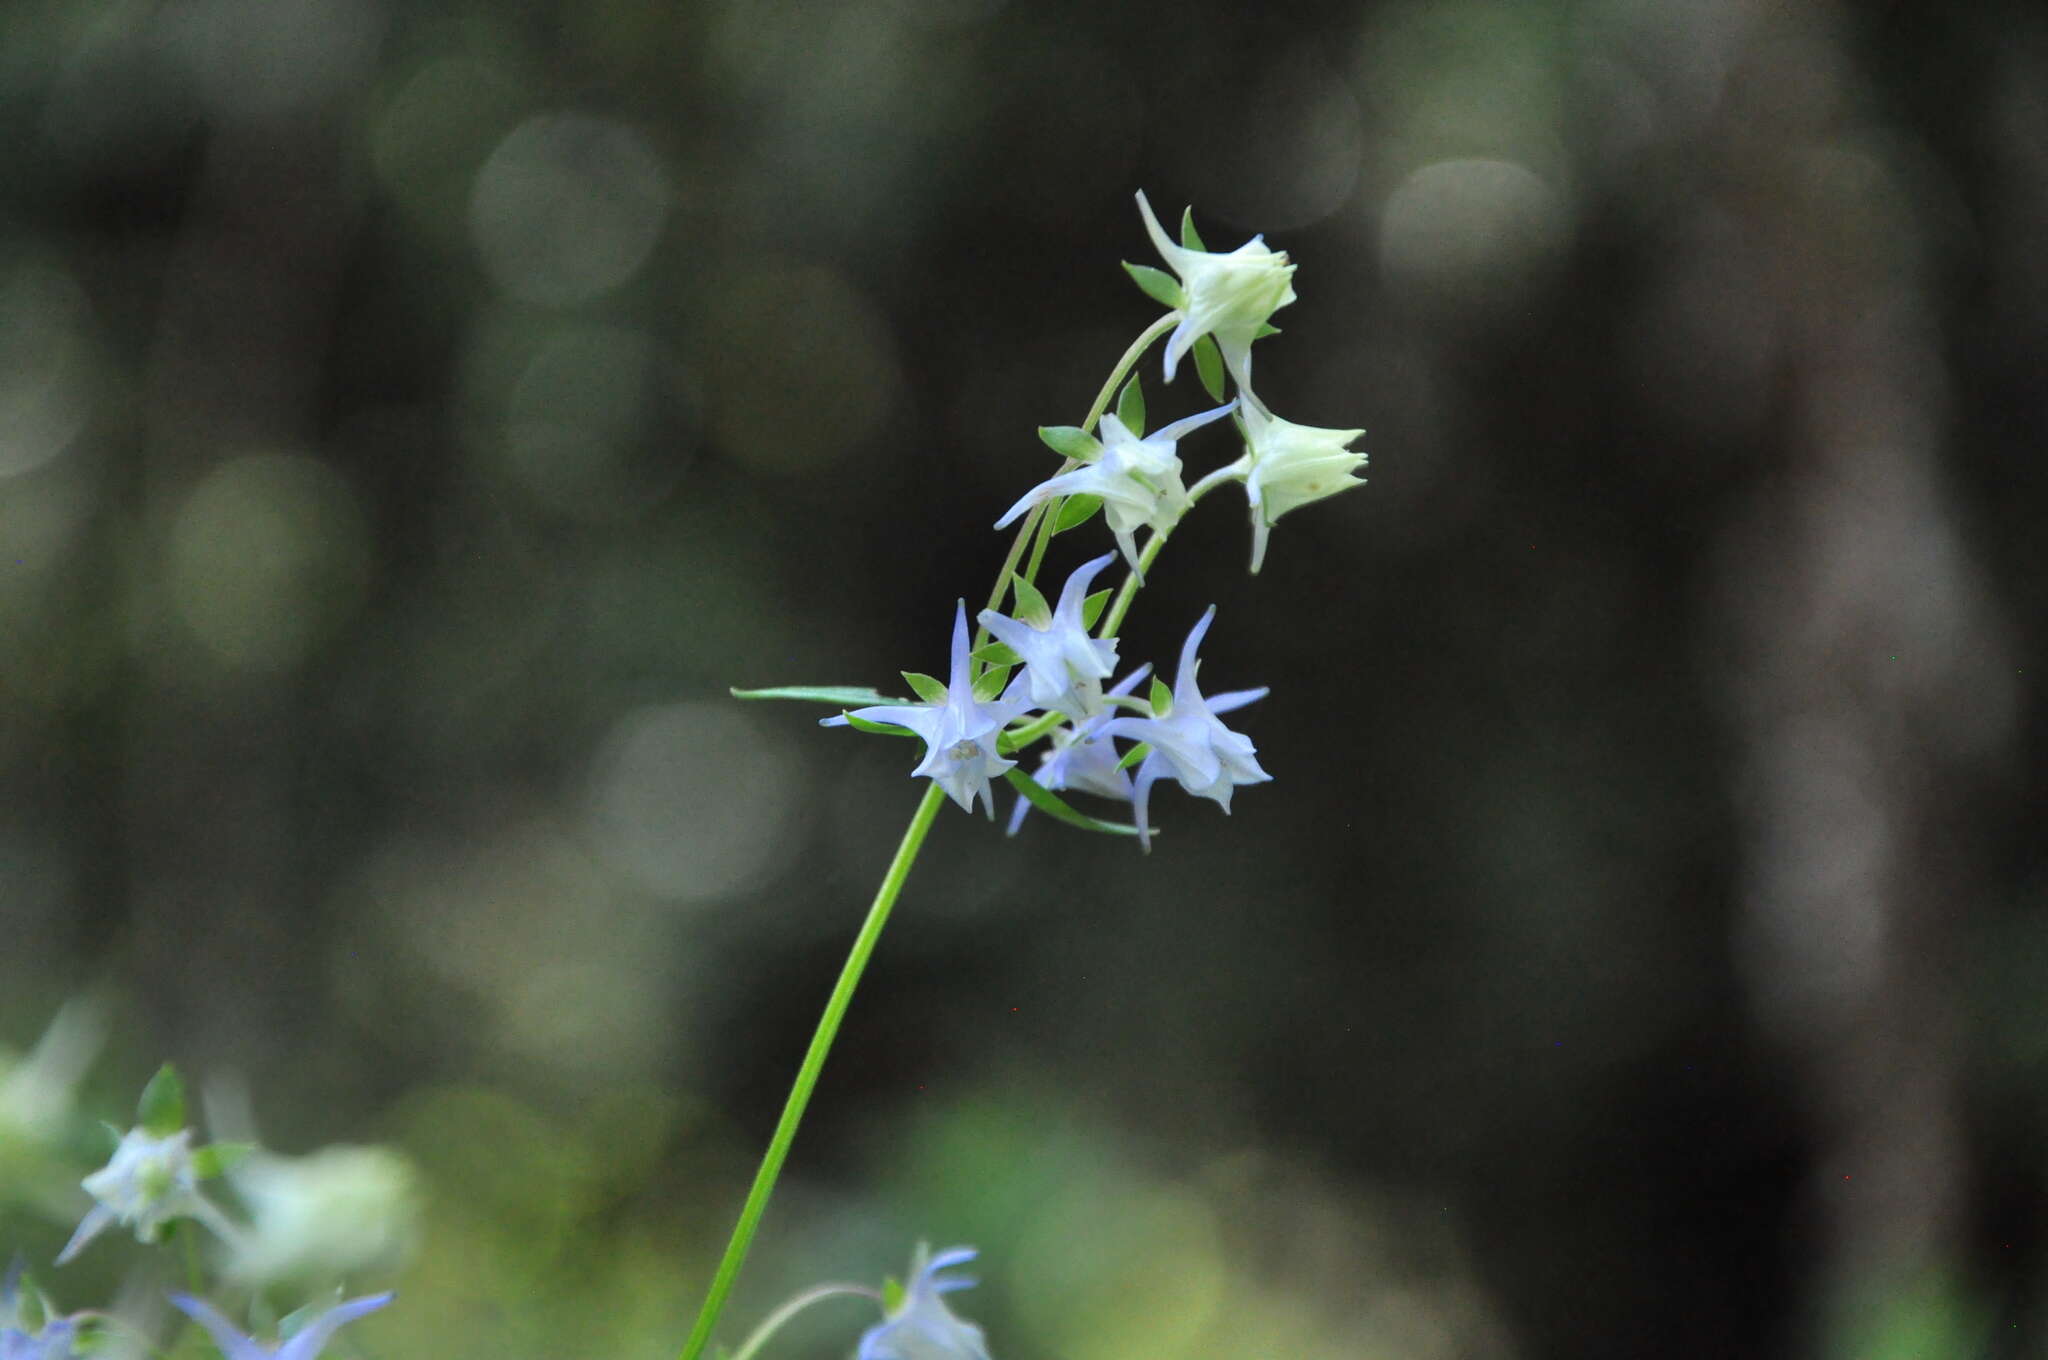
2 1 2045 1357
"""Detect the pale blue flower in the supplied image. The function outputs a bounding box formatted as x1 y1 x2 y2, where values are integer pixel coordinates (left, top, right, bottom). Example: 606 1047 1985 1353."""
57 1127 241 1264
1006 664 1152 835
0 1319 74 1360
823 603 1029 817
169 1292 392 1360
994 404 1235 575
1135 190 1296 395
858 1245 990 1360
978 553 1118 721
1100 607 1270 850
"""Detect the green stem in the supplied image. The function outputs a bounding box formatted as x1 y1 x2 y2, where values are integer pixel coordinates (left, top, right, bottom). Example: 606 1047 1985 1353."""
728 1284 879 1360
676 782 948 1360
977 313 1178 649
1097 529 1171 640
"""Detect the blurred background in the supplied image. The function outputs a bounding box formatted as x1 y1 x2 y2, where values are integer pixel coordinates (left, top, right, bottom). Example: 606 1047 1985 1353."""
1 0 2044 1356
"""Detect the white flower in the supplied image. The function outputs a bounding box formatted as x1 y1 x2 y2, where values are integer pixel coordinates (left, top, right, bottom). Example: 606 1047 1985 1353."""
1233 402 1367 573
169 1292 392 1360
1135 190 1296 395
1100 607 1270 851
824 603 1029 817
858 1245 991 1360
56 1127 240 1264
994 403 1235 575
978 553 1118 721
219 1145 420 1287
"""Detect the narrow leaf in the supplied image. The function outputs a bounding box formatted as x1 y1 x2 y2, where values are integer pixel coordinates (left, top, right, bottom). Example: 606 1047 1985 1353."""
1180 206 1208 252
1080 587 1113 631
137 1064 185 1137
1120 261 1185 311
1003 769 1147 837
1052 494 1102 533
1008 573 1052 629
901 672 949 705
881 1277 906 1314
732 685 903 706
841 712 918 737
1148 677 1173 715
972 665 1013 704
1037 425 1100 461
191 1142 255 1180
1193 333 1226 401
972 641 1021 668
1116 741 1152 773
1115 375 1146 437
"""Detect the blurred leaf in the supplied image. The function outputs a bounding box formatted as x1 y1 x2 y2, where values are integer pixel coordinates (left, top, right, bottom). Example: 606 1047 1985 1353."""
1148 678 1172 715
901 672 949 705
190 1142 254 1180
1115 376 1146 437
138 1064 185 1136
1120 262 1184 311
972 641 1021 668
1003 769 1144 836
1116 741 1151 772
842 713 918 737
972 665 1013 704
1009 574 1051 629
731 686 903 706
1053 495 1103 534
1193 334 1226 401
1037 425 1100 461
1080 588 1112 631
1179 207 1207 252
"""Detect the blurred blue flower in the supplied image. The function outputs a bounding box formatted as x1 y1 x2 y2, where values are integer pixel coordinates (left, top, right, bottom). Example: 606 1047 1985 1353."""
823 604 1028 817
859 1245 990 1360
169 1292 392 1360
1101 606 1270 850
0 1319 74 1360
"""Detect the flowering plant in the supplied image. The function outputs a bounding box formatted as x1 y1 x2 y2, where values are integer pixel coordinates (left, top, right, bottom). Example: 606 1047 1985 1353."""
694 190 1370 1359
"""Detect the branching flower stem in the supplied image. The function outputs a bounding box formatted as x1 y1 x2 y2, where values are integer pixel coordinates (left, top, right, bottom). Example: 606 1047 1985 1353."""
728 1283 880 1360
682 313 1187 1360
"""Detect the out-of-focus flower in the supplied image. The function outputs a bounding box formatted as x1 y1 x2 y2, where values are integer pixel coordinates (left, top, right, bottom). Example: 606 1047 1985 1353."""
1230 402 1367 573
823 604 1028 817
57 1128 240 1265
1006 664 1153 836
1 1263 76 1360
978 553 1119 721
169 1292 392 1360
0 1003 104 1150
219 1145 419 1288
1101 606 1270 850
995 404 1235 575
1135 191 1296 394
858 1245 991 1360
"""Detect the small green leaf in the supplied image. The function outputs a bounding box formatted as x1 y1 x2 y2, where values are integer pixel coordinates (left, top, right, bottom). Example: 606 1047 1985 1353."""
1037 425 1100 461
1120 261 1184 311
1116 741 1152 773
1193 333 1226 401
1115 375 1146 436
972 665 1013 704
1254 322 1280 339
972 641 1021 668
881 1276 906 1314
1148 678 1173 716
1009 573 1052 629
1180 206 1208 252
137 1064 185 1137
841 712 918 737
1080 587 1113 631
1003 769 1147 836
731 685 904 707
191 1142 255 1180
1048 494 1098 534
901 672 948 705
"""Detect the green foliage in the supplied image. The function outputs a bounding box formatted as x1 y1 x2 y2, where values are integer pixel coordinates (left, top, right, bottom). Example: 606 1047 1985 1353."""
137 1064 185 1137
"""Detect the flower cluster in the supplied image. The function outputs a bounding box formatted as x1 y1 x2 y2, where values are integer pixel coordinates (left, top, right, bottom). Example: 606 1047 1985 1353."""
761 191 1367 848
